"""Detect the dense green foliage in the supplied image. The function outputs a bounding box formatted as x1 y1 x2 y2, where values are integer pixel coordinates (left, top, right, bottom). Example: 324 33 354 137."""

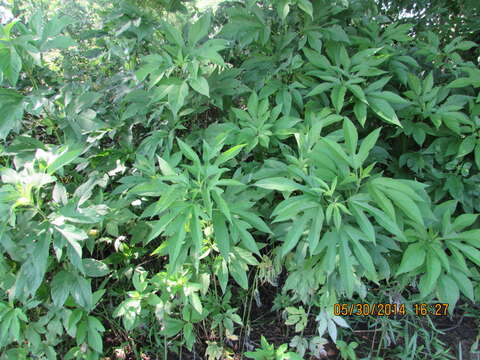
0 0 479 359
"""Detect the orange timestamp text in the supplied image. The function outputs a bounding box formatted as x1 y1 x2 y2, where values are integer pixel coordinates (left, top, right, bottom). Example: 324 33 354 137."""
333 303 449 317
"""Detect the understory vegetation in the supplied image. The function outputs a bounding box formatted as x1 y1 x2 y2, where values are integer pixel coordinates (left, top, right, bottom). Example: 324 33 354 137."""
0 0 479 359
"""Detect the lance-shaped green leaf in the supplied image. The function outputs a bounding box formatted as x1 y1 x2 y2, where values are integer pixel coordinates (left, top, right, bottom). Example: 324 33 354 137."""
189 76 210 97
247 91 259 118
418 252 441 297
255 177 302 192
233 209 272 234
280 215 309 257
233 218 260 256
307 206 324 253
297 0 313 18
307 83 333 97
145 210 179 244
349 236 378 282
188 12 211 46
213 211 230 259
356 202 405 240
162 21 184 46
271 195 318 223
168 81 189 116
321 137 354 167
331 85 347 113
396 243 426 276
385 188 424 226
156 156 177 177
349 202 375 243
168 216 187 270
357 128 381 164
367 182 396 220
457 135 476 157
343 118 358 155
339 234 354 297
353 101 367 126
436 274 459 314
229 256 248 289
191 205 203 259
215 144 246 165
448 242 480 267
368 97 402 127
177 138 201 164
47 147 83 175
347 84 367 103
450 268 474 301
141 186 181 218
211 187 231 222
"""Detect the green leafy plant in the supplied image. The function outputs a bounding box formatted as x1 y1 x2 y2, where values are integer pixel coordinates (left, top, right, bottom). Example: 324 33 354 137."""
0 0 479 359
245 336 304 360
